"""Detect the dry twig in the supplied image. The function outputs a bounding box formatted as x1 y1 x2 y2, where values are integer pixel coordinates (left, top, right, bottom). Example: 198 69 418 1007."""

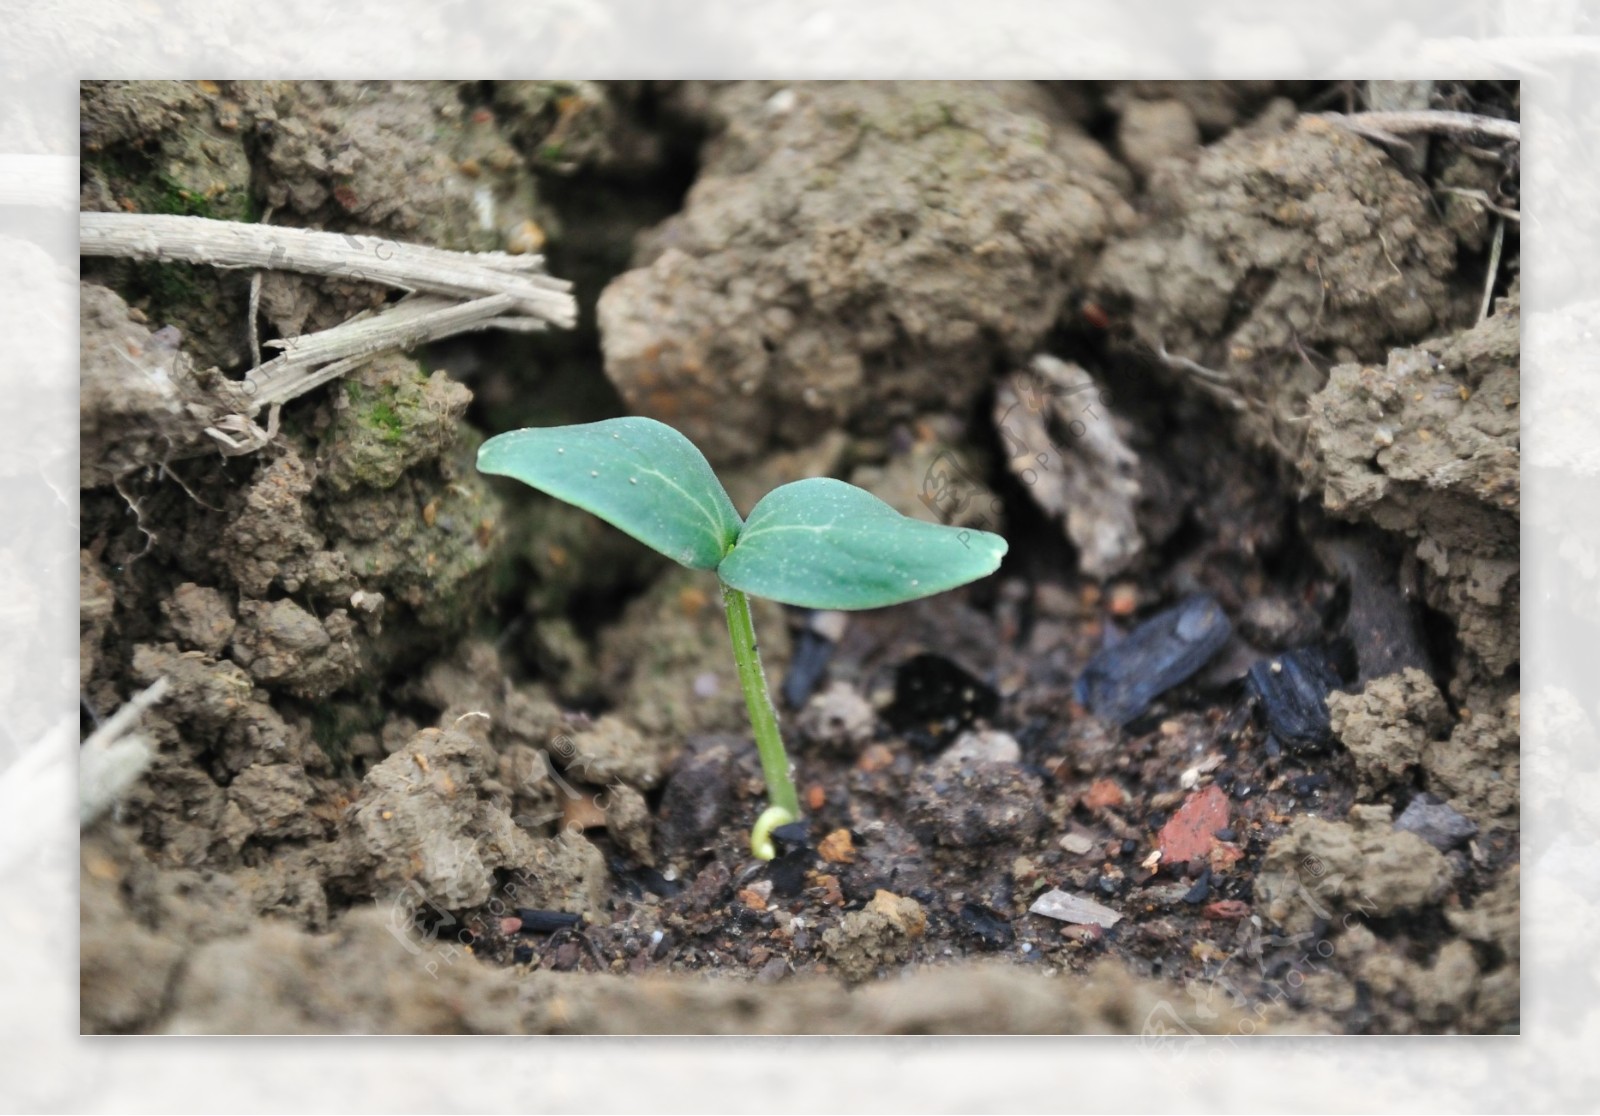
1435 185 1521 223
1316 109 1520 145
1480 217 1506 323
79 677 169 825
80 212 576 325
79 211 579 459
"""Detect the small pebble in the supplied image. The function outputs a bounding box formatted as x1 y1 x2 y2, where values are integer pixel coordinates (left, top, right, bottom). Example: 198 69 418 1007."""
1395 792 1478 851
1059 832 1095 855
1030 889 1122 929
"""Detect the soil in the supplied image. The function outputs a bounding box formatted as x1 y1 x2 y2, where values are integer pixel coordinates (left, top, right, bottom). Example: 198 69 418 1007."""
78 79 1521 1034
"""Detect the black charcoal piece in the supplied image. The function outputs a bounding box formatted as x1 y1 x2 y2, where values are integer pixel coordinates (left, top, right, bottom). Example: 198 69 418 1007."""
957 902 1015 949
767 846 813 898
770 820 812 856
1074 594 1233 725
782 628 834 708
1246 647 1343 752
514 909 582 934
882 652 999 743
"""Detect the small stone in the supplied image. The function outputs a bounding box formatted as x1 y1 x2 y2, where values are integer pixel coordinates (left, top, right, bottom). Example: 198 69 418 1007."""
1208 842 1245 873
1059 832 1096 855
1029 888 1122 928
1082 777 1127 810
1238 596 1310 648
797 681 878 752
654 736 735 859
1117 97 1201 179
1108 583 1139 616
1247 647 1342 753
857 743 895 773
1395 792 1478 851
818 828 857 865
939 728 1022 767
813 874 845 906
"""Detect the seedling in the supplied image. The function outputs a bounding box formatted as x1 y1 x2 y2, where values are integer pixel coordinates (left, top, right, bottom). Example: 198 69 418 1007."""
478 417 1008 859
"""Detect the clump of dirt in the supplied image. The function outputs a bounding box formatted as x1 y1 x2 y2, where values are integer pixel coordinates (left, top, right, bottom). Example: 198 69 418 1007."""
906 733 1046 848
1426 688 1520 829
1093 106 1474 461
821 889 928 982
1305 292 1521 684
1328 668 1452 795
335 723 608 916
598 80 1136 464
78 281 216 487
1255 804 1454 935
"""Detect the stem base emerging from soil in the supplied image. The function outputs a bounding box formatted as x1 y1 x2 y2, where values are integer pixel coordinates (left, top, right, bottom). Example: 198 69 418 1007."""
721 582 800 859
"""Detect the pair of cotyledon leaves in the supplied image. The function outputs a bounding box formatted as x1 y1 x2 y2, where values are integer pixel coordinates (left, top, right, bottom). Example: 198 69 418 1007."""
477 417 1008 610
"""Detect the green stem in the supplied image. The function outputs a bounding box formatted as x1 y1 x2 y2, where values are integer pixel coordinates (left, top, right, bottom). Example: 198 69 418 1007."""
720 581 800 859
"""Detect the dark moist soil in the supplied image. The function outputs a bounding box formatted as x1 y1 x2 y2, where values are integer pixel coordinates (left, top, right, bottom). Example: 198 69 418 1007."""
77 79 1521 1035
455 435 1506 1035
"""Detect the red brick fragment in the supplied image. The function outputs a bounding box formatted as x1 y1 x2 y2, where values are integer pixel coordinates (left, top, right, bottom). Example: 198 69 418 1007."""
1158 784 1230 865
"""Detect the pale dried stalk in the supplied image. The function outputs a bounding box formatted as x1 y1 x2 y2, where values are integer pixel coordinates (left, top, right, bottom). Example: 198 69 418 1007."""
1435 186 1522 223
1316 109 1520 145
1365 81 1434 174
80 211 577 326
1480 217 1506 323
80 211 579 455
79 676 169 826
245 293 528 411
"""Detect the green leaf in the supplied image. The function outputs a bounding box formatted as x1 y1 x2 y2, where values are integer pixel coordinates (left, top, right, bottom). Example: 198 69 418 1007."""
477 417 743 570
717 477 1008 609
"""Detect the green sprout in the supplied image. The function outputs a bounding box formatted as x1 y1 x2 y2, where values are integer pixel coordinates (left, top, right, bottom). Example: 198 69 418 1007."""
478 417 1008 860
